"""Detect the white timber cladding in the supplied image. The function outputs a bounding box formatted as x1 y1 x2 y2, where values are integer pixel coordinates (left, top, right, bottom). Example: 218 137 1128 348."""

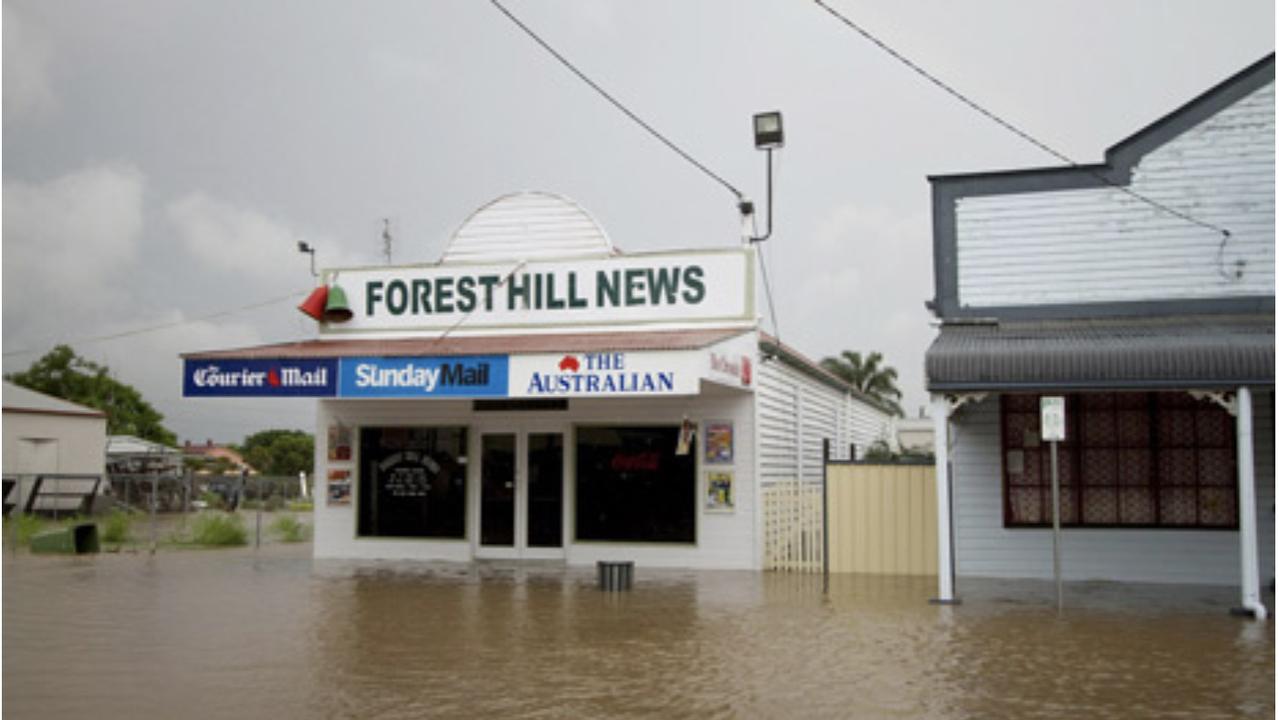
312 391 759 570
2 411 107 476
443 191 615 264
947 393 1275 585
756 357 893 485
955 82 1275 308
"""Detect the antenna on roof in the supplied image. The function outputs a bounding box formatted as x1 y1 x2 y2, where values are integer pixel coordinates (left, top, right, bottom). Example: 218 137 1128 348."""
382 218 393 265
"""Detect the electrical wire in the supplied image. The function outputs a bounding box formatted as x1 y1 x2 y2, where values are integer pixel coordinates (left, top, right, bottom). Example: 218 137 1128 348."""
488 0 744 201
811 0 1235 244
750 209 783 342
2 292 306 358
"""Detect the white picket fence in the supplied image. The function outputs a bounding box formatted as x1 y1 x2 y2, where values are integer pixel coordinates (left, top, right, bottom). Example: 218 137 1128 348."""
762 480 824 573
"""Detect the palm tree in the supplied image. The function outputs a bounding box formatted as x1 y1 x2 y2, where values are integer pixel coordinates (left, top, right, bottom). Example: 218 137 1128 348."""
819 350 904 416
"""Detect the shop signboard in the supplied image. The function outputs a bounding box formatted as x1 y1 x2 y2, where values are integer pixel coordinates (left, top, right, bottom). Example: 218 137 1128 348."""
183 358 338 397
508 351 701 398
702 331 757 389
321 248 753 334
338 355 508 398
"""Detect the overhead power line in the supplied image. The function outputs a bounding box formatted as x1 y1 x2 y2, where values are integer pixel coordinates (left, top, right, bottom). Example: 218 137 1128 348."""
488 0 744 200
811 0 1234 241
2 292 304 358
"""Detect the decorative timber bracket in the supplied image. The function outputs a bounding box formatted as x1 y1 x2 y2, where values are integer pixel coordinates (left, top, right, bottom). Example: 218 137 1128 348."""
1188 390 1237 417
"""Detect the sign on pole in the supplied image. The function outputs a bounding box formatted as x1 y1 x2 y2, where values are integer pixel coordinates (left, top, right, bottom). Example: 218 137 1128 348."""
1041 396 1066 612
1040 396 1066 441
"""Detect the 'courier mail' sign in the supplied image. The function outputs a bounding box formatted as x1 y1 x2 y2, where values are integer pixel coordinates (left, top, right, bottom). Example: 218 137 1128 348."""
183 359 338 397
321 248 753 333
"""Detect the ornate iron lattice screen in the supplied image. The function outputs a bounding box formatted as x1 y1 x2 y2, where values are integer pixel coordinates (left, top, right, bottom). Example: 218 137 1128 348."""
1001 393 1237 529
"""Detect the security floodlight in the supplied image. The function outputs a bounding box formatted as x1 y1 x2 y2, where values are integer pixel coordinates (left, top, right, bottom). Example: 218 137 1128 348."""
753 111 784 149
744 110 784 243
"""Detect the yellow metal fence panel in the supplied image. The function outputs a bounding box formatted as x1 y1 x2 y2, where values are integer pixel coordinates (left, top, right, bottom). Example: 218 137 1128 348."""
826 464 937 576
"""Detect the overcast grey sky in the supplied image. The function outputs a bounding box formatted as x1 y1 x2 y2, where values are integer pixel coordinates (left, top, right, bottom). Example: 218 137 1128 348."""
3 0 1274 442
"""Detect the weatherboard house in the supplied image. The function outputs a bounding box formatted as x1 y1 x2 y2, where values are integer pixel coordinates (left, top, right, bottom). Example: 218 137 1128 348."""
925 55 1274 617
183 191 894 569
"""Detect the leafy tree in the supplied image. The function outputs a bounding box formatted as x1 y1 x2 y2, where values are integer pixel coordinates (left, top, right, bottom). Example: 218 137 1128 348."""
862 439 934 464
6 345 177 445
819 350 904 417
241 429 314 476
185 454 240 475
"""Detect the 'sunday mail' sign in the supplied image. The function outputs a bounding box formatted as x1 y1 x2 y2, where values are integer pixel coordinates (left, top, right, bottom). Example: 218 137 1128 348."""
322 248 753 333
184 358 338 397
338 356 508 398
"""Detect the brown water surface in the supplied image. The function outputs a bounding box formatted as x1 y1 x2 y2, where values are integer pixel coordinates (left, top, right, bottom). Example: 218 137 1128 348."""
3 545 1273 719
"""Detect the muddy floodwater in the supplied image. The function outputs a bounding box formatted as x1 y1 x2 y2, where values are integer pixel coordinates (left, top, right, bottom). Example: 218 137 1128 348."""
3 545 1273 719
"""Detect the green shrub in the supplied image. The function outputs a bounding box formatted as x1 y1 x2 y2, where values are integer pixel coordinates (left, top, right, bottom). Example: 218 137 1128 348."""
286 500 314 512
264 494 285 512
189 512 248 546
270 514 309 543
198 490 225 511
100 510 132 544
7 514 48 548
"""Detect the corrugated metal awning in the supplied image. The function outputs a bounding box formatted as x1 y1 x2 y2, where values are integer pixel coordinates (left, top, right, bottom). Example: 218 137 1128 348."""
926 315 1274 391
183 327 754 360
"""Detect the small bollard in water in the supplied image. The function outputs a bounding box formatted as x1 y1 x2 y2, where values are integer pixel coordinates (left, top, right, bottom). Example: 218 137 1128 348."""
597 561 634 591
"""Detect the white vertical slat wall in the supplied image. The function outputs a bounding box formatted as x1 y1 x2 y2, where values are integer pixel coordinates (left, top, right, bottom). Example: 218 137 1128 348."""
756 353 896 571
756 355 894 485
954 81 1275 309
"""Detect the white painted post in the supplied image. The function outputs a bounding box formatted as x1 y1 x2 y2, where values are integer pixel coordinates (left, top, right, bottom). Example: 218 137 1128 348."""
1235 387 1266 620
931 394 955 603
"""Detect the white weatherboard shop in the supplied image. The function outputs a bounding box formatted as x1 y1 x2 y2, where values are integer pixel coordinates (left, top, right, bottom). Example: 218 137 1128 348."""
183 192 894 570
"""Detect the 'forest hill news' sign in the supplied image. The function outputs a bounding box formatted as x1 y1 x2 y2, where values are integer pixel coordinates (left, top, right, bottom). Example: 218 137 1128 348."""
321 248 753 333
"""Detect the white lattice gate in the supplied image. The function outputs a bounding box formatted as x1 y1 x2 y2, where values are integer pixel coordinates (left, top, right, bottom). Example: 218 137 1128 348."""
763 479 824 572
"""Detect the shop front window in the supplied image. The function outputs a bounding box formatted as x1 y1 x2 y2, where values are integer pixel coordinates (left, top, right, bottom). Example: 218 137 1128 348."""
575 426 695 543
358 427 468 538
1001 393 1237 529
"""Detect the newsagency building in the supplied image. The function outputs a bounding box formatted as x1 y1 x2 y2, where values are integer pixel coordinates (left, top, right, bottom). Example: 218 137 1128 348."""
183 192 894 570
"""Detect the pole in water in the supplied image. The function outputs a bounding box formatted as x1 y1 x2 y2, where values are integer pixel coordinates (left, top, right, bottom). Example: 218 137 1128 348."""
1050 439 1062 613
150 474 158 555
254 472 262 549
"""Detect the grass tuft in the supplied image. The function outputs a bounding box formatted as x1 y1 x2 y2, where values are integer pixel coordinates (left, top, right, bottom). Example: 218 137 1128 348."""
100 510 132 544
270 514 309 543
7 514 48 548
189 512 248 547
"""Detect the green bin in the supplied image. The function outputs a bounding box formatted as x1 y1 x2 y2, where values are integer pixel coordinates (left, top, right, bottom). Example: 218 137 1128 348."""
30 523 100 555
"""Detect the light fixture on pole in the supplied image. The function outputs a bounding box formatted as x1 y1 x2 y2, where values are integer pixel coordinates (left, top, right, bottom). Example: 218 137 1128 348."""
741 111 783 244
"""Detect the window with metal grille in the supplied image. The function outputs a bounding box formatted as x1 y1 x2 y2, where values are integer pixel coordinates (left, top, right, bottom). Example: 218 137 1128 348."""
1001 393 1237 529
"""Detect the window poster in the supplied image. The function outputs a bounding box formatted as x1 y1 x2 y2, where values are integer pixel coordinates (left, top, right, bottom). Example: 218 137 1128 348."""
327 469 352 506
328 424 353 461
704 420 733 464
705 470 734 513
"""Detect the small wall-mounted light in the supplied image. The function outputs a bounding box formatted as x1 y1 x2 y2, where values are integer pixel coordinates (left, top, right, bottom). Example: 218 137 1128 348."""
753 111 784 150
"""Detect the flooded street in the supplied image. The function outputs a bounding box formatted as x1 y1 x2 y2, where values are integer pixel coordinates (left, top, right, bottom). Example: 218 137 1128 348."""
4 545 1273 719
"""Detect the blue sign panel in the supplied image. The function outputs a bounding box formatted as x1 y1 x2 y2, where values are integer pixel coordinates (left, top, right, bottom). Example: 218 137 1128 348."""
339 356 508 398
184 358 338 397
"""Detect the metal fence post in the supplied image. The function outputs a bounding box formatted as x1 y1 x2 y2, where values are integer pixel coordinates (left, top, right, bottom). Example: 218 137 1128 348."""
150 474 158 554
822 439 830 594
254 473 262 549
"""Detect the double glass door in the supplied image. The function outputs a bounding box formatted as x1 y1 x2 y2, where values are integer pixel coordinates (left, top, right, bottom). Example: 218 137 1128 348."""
478 430 564 558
